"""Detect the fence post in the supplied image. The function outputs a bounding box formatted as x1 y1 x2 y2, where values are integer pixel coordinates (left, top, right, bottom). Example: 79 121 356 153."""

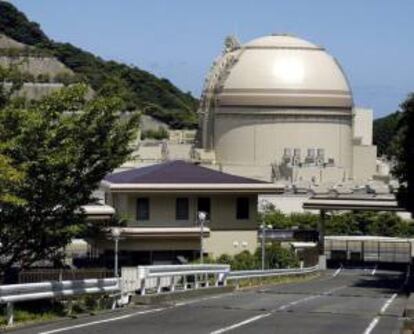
195 274 199 289
6 302 14 326
170 276 175 292
140 278 146 296
183 275 187 290
156 277 162 294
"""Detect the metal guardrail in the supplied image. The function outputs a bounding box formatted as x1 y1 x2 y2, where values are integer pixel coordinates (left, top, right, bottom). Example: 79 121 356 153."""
122 264 230 296
0 278 119 326
227 265 319 285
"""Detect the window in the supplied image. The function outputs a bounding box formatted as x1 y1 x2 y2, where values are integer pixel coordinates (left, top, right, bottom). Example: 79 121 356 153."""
197 197 211 220
176 198 189 220
236 197 249 220
136 198 150 220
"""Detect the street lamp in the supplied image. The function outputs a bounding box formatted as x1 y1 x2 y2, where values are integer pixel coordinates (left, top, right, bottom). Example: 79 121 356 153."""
198 211 207 264
260 224 272 270
110 227 122 278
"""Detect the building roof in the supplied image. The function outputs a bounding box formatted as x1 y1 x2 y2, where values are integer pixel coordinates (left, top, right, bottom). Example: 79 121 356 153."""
217 34 353 109
303 194 403 211
102 160 280 193
105 160 267 184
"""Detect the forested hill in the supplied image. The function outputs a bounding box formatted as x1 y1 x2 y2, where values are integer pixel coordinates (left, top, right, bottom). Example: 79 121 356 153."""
373 111 401 157
0 1 198 129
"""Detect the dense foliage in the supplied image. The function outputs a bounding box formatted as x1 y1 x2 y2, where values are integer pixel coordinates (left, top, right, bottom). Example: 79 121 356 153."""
0 84 140 274
394 93 414 215
373 111 401 157
259 204 414 237
141 127 169 140
0 1 198 129
204 246 299 270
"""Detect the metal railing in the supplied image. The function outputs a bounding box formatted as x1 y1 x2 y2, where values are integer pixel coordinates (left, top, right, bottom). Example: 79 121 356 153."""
122 264 230 296
0 278 120 326
227 265 319 287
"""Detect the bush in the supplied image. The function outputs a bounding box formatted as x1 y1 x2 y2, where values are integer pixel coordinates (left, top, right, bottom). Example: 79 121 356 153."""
255 244 299 269
194 246 299 271
141 127 169 140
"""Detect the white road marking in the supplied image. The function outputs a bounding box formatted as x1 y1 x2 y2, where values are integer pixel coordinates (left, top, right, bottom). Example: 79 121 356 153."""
38 308 166 334
362 293 399 334
363 317 379 334
333 265 342 277
380 293 397 314
175 292 232 306
371 265 377 276
210 313 271 334
209 285 347 333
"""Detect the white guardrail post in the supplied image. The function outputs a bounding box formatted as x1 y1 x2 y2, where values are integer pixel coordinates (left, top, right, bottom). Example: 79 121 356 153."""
0 278 120 327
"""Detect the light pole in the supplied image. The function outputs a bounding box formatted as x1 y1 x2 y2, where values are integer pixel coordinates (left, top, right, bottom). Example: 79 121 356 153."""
111 227 121 278
198 211 207 264
260 224 272 270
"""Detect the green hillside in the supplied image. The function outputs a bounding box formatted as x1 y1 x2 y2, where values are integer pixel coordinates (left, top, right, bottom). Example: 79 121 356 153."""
373 111 402 157
0 1 198 129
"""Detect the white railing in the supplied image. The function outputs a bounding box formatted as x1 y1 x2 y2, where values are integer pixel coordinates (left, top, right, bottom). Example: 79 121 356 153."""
122 264 230 296
227 265 319 286
0 278 120 326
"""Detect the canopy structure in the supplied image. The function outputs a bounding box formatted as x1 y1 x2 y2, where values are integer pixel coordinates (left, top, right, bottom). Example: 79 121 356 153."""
303 194 403 212
302 194 406 268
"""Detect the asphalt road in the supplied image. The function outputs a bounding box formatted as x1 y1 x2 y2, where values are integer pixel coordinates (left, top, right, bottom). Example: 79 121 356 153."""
13 267 408 334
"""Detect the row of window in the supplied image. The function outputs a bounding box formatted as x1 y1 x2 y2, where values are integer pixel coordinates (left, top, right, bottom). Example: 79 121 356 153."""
136 197 250 221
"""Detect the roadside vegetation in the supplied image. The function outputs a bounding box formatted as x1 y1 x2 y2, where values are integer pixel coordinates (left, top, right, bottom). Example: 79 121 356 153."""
197 245 300 271
0 82 140 277
0 296 115 328
259 203 414 238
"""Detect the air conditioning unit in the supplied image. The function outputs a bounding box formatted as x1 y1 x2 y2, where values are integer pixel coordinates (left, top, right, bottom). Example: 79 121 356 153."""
282 148 292 164
292 148 301 166
305 148 316 164
316 148 325 166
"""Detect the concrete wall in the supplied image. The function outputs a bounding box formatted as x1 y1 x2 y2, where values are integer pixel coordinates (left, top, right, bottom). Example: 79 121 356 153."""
353 145 377 181
106 192 259 257
204 230 258 257
213 110 353 181
110 193 257 229
353 108 373 145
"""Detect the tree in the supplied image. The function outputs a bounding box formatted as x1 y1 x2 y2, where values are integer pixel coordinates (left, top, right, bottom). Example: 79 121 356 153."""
0 154 25 205
0 84 140 273
394 93 414 215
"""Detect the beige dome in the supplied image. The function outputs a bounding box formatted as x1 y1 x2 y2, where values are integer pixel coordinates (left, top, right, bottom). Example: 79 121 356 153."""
217 34 353 108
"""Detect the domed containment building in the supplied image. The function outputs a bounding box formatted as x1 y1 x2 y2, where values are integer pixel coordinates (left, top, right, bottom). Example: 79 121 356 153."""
196 34 377 184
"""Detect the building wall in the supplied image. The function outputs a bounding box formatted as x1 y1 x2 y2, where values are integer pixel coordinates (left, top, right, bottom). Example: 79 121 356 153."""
353 108 373 145
213 110 353 180
205 230 258 257
106 192 259 257
353 145 377 181
109 193 257 229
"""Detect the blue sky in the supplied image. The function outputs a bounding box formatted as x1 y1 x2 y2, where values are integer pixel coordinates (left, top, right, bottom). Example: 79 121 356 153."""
9 0 414 118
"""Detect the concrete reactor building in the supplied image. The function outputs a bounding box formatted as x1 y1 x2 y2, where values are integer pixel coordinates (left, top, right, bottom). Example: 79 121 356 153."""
195 34 377 184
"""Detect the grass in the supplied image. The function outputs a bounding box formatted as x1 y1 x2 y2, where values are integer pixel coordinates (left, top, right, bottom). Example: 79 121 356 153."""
229 272 320 289
0 295 115 329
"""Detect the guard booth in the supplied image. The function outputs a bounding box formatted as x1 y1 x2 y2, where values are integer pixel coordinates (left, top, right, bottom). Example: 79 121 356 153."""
303 194 409 269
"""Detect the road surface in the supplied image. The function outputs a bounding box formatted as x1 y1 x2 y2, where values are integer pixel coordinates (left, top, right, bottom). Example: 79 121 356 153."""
13 267 408 334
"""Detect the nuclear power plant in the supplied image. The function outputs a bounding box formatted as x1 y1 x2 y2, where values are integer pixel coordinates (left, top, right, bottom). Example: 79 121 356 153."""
194 34 377 184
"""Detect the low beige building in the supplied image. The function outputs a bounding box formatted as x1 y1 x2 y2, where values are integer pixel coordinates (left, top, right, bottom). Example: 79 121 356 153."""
97 160 278 265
